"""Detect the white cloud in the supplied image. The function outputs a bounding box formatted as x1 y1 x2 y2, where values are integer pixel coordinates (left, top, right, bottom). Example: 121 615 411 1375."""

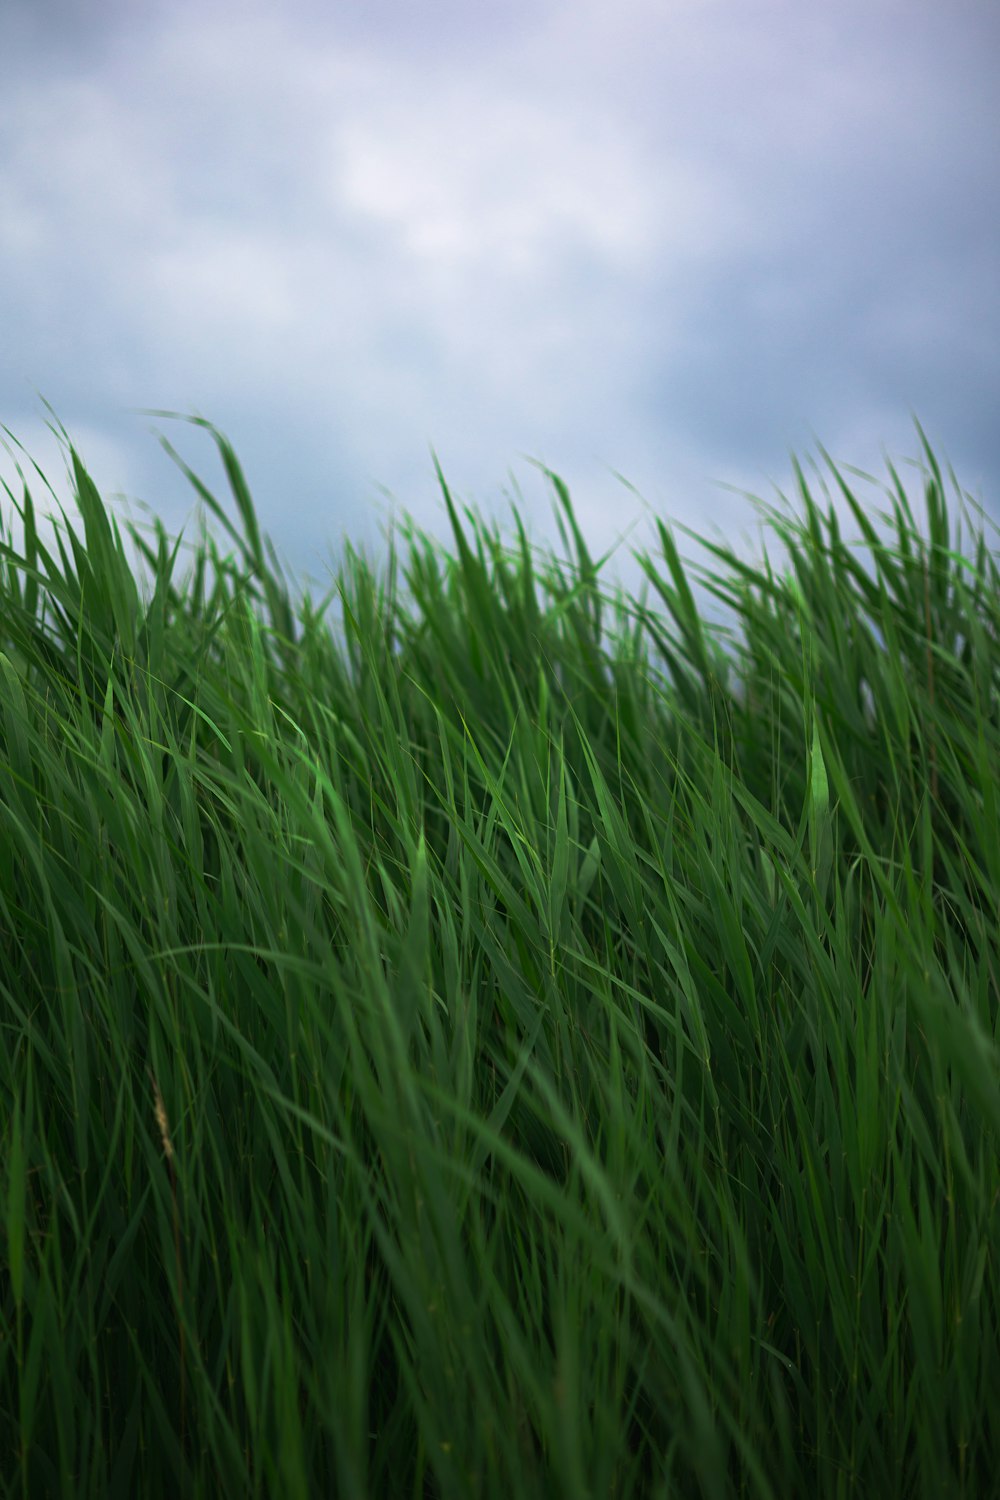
329 99 658 276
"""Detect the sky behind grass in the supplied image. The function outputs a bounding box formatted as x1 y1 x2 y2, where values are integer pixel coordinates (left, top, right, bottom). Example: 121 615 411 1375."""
2 0 998 652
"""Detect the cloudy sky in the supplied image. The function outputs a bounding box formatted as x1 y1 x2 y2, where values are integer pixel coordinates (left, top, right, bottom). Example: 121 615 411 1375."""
2 0 998 664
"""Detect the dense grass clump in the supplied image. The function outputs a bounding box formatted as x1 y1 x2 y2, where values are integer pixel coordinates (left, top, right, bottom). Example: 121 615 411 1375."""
0 411 997 1499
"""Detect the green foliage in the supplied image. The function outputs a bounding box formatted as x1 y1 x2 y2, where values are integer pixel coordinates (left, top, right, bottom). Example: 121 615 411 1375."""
0 411 997 1498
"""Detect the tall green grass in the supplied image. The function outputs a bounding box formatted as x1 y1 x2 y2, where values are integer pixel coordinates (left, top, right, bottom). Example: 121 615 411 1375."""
0 412 997 1498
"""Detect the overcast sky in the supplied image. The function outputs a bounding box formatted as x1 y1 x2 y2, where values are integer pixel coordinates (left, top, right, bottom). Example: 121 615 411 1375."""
2 0 998 666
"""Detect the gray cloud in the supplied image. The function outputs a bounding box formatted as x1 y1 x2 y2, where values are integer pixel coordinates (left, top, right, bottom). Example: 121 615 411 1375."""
2 0 997 670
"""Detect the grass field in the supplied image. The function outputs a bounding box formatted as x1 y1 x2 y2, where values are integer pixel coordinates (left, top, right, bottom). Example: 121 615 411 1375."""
0 413 997 1498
